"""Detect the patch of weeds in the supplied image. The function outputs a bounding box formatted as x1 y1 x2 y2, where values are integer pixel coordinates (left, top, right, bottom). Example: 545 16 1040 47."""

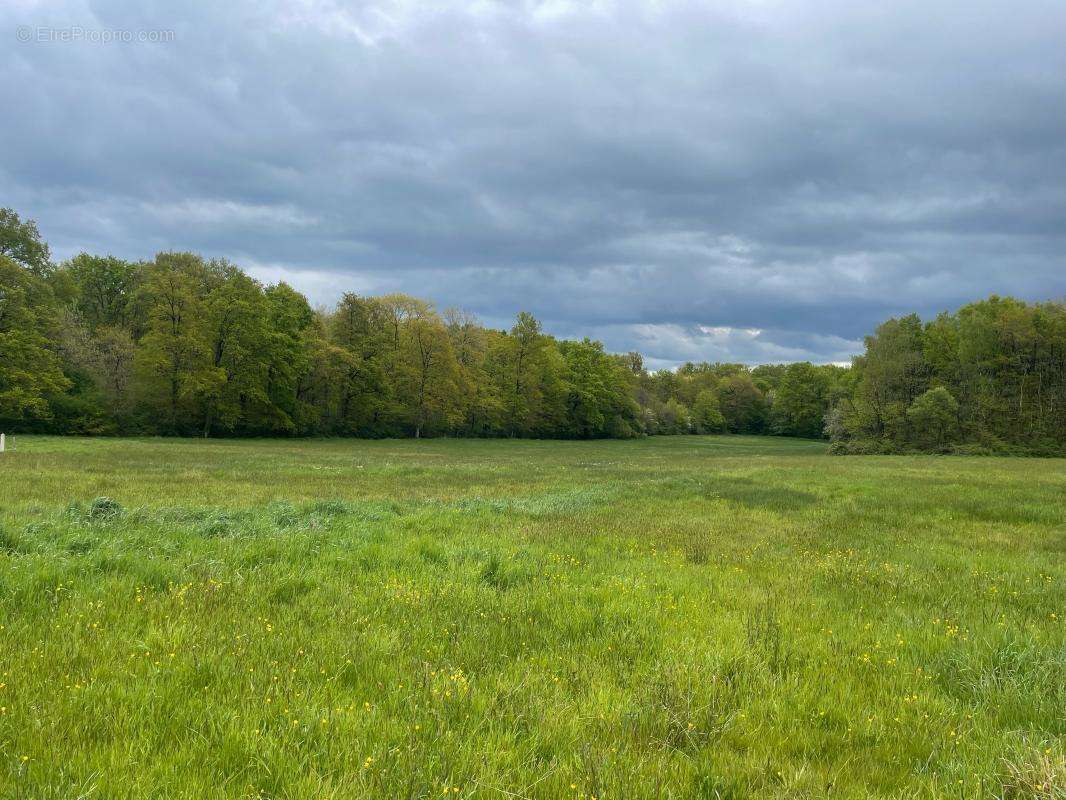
16 567 77 609
453 497 508 515
949 496 1061 526
998 736 1065 799
66 536 97 555
683 533 713 565
88 496 124 522
456 488 618 518
633 659 742 755
158 507 214 524
347 500 404 522
65 497 125 525
512 486 618 517
197 513 238 538
269 501 300 528
264 500 386 530
92 554 175 592
691 772 746 800
934 635 1063 714
417 541 447 565
478 552 534 590
309 499 350 517
745 604 792 676
0 526 29 555
269 576 317 604
707 477 817 512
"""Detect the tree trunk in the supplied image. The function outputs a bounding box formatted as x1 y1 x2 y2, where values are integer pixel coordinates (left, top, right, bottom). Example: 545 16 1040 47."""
170 371 180 434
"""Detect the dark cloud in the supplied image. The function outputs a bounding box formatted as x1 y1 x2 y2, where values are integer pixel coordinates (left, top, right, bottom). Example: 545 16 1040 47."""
3 0 1064 365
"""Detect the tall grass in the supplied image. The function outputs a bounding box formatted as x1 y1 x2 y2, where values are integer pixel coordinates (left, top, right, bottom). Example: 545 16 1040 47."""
0 436 1062 798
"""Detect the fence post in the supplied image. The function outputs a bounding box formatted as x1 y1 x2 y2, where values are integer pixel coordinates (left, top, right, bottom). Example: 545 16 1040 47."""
0 433 5 453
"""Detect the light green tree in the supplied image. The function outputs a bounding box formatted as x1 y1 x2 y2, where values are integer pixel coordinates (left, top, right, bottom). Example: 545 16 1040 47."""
133 254 218 433
658 397 691 434
64 253 140 331
769 362 830 438
0 208 51 277
199 264 273 436
692 388 726 434
395 305 461 437
0 256 71 421
504 311 546 436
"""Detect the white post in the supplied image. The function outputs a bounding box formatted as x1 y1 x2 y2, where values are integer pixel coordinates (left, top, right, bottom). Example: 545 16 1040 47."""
0 433 5 453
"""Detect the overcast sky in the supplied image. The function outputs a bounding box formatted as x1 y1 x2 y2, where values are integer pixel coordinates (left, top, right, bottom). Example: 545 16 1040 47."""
3 0 1065 368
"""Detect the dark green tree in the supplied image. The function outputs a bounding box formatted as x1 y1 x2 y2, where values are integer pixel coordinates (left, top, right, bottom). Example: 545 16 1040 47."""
906 387 959 449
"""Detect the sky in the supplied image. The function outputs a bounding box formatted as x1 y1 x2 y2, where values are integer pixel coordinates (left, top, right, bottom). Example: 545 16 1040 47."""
3 0 1065 369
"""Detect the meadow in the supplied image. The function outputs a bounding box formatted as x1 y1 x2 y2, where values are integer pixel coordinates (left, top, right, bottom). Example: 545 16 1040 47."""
0 435 1062 799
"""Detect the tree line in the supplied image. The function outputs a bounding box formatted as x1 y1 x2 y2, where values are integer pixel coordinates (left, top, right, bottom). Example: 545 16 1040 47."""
827 297 1066 455
1 208 1063 452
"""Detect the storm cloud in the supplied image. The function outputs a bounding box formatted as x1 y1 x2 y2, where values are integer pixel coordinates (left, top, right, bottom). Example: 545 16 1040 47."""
3 0 1065 366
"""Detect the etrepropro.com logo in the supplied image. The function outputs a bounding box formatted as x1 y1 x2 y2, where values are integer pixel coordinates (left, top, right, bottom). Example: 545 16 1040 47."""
16 25 175 44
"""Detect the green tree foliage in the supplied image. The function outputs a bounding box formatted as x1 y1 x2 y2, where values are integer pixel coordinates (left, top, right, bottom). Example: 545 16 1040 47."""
323 293 392 435
395 305 461 437
133 254 217 434
91 326 136 412
691 389 726 434
199 262 275 437
906 387 959 449
0 208 52 277
446 309 503 436
832 297 1066 454
1 211 1063 451
558 339 641 438
0 256 70 420
851 315 929 441
503 311 547 436
717 373 767 433
262 283 317 432
658 397 691 434
65 253 141 331
769 362 846 439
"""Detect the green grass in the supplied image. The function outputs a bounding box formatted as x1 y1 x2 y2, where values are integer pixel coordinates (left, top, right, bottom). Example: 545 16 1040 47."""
0 435 1063 799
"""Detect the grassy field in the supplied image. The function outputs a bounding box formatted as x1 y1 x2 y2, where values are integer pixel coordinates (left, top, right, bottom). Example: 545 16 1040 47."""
0 435 1062 799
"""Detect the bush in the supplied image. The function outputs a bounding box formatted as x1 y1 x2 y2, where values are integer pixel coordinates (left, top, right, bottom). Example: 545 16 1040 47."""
827 439 894 456
948 443 995 456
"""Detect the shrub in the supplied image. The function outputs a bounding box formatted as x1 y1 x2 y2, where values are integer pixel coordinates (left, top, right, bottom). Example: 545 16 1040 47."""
827 439 894 455
948 443 995 456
